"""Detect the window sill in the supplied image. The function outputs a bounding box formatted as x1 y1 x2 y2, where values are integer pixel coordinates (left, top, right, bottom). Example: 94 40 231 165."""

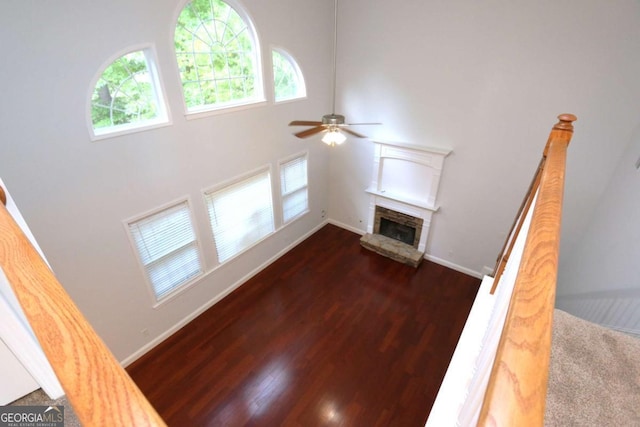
90 119 172 142
274 95 307 105
185 99 267 121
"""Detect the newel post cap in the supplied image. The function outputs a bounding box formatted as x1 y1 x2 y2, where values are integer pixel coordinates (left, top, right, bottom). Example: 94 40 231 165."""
553 114 577 132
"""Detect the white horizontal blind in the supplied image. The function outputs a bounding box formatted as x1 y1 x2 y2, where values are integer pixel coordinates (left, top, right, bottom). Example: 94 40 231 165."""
205 169 275 263
128 201 202 300
280 154 308 223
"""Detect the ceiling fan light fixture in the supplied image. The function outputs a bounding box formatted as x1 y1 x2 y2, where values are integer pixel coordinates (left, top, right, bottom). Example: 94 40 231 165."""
322 114 345 125
322 129 346 146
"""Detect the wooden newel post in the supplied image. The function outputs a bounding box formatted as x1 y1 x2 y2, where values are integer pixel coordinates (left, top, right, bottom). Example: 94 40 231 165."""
553 113 577 131
544 113 577 156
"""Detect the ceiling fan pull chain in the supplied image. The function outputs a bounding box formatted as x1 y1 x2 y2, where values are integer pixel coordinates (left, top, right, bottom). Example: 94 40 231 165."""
331 0 338 115
287 0 380 142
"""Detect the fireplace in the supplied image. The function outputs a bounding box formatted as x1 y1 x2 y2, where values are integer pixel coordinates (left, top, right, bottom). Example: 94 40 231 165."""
360 141 451 267
374 206 423 248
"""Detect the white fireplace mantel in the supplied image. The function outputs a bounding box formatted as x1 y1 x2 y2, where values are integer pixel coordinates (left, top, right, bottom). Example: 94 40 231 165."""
365 141 451 253
366 141 451 210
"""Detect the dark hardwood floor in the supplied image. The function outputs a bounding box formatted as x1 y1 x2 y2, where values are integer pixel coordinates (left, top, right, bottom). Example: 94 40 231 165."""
127 224 480 426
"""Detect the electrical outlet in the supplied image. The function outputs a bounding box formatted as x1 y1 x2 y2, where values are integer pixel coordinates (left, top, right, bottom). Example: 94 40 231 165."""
321 209 326 219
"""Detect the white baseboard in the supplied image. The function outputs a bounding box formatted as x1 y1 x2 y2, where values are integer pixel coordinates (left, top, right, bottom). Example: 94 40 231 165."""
423 254 483 279
327 220 483 279
555 288 640 340
606 324 640 339
327 219 365 236
121 220 329 367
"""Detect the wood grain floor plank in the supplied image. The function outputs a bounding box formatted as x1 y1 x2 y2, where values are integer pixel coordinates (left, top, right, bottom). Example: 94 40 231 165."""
127 224 480 426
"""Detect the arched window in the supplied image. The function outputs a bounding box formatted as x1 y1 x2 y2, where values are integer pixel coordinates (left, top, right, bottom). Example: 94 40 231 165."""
89 48 169 139
272 48 306 102
174 0 263 114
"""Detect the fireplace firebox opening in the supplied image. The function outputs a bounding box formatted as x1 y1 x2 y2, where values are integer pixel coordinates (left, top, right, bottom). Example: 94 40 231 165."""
379 218 416 246
373 206 423 249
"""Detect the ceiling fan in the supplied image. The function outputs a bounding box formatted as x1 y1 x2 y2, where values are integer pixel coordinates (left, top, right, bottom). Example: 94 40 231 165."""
289 0 380 146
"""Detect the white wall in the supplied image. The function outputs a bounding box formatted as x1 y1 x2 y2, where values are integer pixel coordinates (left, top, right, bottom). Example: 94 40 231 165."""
3 0 640 364
558 124 640 296
0 0 334 362
330 0 640 276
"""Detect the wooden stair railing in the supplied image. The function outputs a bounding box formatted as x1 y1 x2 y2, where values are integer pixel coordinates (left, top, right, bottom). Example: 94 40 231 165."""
478 113 577 426
0 193 166 426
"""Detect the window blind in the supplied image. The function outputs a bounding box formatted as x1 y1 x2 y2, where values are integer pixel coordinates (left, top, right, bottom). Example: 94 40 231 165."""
205 169 275 263
128 201 202 300
280 154 308 223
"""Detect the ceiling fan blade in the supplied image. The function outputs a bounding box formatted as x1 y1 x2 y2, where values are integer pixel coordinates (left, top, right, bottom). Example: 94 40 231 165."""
289 120 323 126
344 122 382 126
342 128 367 138
294 125 327 138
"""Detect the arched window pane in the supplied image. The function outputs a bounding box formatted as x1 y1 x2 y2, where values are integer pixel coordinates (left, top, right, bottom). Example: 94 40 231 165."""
175 0 262 112
272 49 306 102
91 50 165 135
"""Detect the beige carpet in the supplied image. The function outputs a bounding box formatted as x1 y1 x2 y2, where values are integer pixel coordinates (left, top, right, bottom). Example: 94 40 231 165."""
545 309 640 426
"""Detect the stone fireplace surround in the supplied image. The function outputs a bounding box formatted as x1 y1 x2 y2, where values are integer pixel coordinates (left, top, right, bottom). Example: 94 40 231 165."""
360 141 451 267
374 206 423 248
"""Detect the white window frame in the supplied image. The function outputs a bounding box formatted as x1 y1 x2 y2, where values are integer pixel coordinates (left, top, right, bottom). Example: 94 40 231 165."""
172 0 266 120
271 47 307 103
124 197 204 306
88 44 171 141
203 165 275 264
279 151 310 224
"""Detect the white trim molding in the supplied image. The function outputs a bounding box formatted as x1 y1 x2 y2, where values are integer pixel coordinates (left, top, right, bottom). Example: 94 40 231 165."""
556 287 640 338
365 141 452 254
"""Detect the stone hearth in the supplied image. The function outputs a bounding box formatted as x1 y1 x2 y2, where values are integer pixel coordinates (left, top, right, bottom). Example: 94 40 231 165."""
360 233 424 268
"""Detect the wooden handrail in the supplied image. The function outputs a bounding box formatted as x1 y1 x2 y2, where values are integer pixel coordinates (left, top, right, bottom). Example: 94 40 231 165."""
0 197 166 426
478 114 576 426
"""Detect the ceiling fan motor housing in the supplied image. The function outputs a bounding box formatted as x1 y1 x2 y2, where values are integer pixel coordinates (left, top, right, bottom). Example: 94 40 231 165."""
322 114 345 125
